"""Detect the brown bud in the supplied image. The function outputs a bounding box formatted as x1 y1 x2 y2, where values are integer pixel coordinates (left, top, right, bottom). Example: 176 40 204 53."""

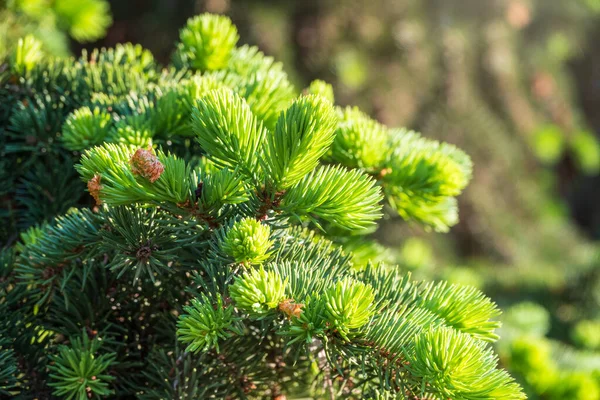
130 147 164 183
278 299 304 319
87 174 103 205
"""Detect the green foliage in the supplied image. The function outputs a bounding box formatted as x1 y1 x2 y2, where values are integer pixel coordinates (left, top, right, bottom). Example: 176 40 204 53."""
0 338 17 396
77 143 192 205
192 88 266 179
383 129 472 231
219 218 273 264
175 13 239 71
100 206 202 283
0 0 111 60
305 79 335 103
418 281 501 341
329 106 389 169
230 267 287 317
9 34 43 75
196 167 250 214
53 0 112 42
572 320 600 350
406 327 525 400
0 13 524 400
62 107 111 151
263 95 338 190
48 333 116 400
279 294 328 345
177 294 241 353
221 45 297 129
279 165 383 232
322 278 375 340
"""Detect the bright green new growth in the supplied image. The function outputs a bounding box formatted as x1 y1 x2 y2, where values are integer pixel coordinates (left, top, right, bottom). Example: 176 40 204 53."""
229 267 287 317
406 327 524 400
177 294 240 353
280 165 383 232
1 12 524 400
77 143 191 205
62 107 111 151
192 88 266 179
418 281 502 342
323 278 376 340
329 106 389 169
48 333 116 400
279 295 328 345
305 79 335 103
175 13 239 71
10 35 43 75
263 95 338 190
383 128 473 231
220 218 273 264
53 0 112 42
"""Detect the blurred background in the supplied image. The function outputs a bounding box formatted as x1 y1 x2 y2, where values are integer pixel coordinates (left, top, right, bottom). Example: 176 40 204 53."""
2 0 600 398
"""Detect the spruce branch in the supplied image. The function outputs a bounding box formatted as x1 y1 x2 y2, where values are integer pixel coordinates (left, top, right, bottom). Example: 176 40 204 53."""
0 12 527 400
193 167 250 219
328 106 390 169
418 281 501 342
230 267 288 318
192 88 267 181
62 107 112 151
48 332 116 400
9 35 44 76
177 294 241 353
382 129 472 231
100 206 203 283
323 278 376 341
77 143 192 206
405 327 524 400
263 95 338 190
174 13 239 71
220 45 297 129
279 165 383 232
218 218 273 265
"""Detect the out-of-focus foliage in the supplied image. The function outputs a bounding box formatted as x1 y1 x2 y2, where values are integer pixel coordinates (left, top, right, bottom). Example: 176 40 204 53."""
0 0 111 59
498 302 600 400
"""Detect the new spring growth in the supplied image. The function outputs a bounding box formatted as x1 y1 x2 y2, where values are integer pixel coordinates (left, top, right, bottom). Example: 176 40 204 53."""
62 107 111 151
279 299 304 319
324 278 376 341
176 13 239 71
220 218 273 264
406 327 523 399
229 267 287 317
304 79 335 104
